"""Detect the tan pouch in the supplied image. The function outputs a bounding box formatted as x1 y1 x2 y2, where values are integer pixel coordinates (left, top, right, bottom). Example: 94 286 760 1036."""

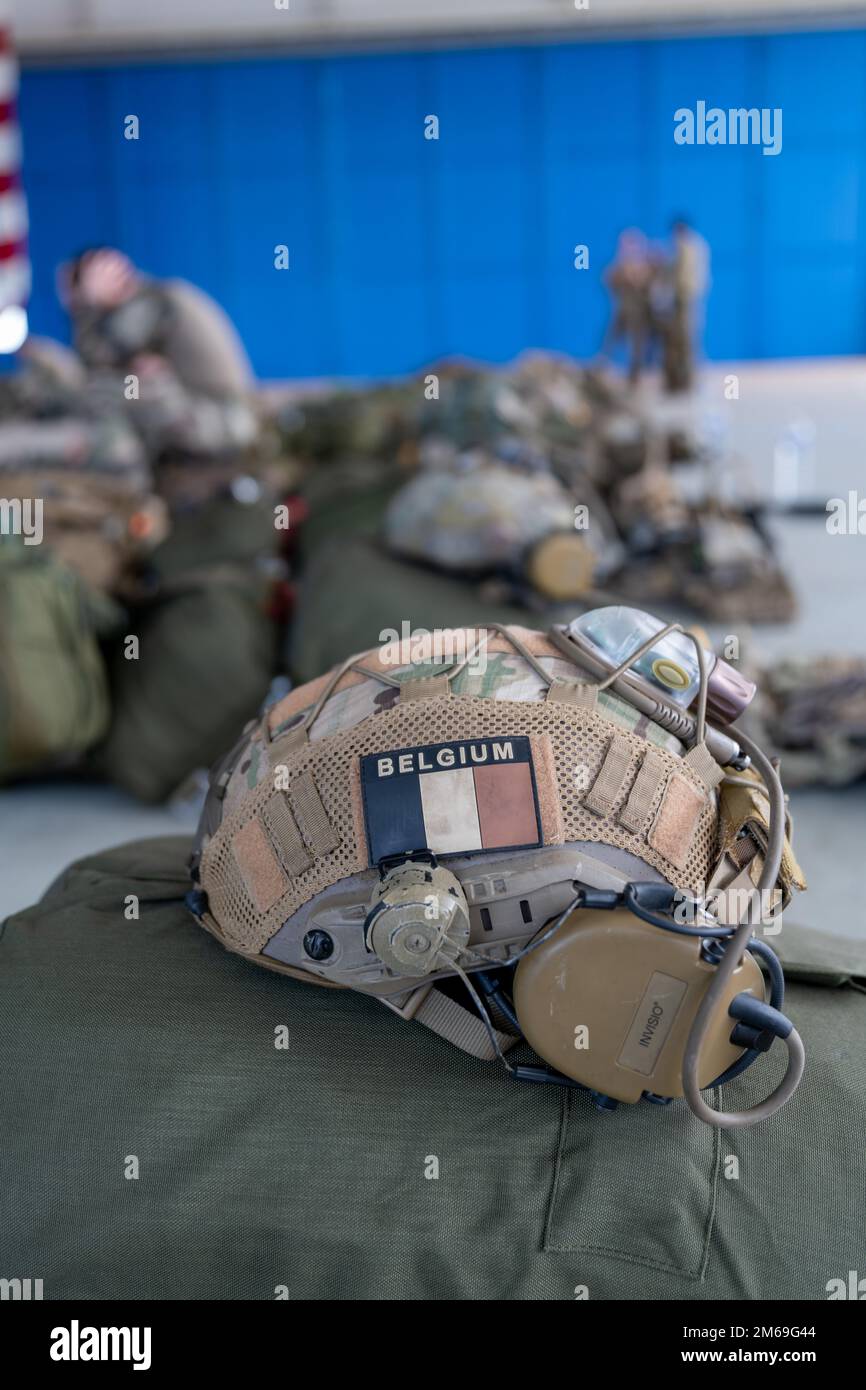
717 771 807 906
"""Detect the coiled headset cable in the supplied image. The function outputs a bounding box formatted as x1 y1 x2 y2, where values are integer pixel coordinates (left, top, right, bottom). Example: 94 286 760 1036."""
681 725 805 1128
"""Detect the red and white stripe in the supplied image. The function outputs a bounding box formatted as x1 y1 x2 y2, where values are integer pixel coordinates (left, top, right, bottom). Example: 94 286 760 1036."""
0 18 29 311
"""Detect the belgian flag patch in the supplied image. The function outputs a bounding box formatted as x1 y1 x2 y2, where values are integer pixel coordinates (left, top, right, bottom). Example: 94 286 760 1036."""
360 736 542 865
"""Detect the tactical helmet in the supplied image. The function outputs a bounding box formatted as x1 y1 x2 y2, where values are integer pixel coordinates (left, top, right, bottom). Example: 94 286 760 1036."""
190 610 806 1129
383 460 612 601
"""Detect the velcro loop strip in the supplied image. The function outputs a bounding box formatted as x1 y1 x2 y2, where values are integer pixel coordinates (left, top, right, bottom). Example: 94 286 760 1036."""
232 817 288 914
648 774 706 871
584 733 633 816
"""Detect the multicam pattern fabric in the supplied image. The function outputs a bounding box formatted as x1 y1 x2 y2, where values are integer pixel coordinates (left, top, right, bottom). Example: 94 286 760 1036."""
220 626 687 822
279 352 793 628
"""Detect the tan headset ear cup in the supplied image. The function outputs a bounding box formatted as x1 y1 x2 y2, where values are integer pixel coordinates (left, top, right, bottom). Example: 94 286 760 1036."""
513 908 764 1103
526 531 595 601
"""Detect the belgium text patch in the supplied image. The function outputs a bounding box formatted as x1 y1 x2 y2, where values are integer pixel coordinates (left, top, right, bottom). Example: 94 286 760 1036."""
361 737 542 864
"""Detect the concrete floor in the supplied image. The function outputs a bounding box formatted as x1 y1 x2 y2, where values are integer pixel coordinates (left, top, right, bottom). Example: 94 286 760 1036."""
1 358 865 937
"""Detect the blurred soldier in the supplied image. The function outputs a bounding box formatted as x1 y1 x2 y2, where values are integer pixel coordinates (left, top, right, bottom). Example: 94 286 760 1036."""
602 229 658 385
59 247 260 493
662 217 711 393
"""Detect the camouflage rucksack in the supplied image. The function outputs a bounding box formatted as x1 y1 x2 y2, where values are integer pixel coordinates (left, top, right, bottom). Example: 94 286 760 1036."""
0 535 117 780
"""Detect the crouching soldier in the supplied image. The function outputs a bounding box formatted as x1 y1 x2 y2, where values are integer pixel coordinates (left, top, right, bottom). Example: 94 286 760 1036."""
59 246 261 507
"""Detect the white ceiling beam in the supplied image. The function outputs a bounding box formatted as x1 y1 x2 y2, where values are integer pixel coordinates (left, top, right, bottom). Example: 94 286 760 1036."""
12 0 866 59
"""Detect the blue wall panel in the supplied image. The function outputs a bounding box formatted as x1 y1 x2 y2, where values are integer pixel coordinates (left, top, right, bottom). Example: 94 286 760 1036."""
17 28 866 379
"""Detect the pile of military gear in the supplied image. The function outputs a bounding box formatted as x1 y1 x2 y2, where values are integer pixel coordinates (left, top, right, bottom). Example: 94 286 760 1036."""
744 655 866 787
0 350 168 593
605 481 796 624
281 354 796 630
0 347 160 787
277 353 699 483
0 296 286 799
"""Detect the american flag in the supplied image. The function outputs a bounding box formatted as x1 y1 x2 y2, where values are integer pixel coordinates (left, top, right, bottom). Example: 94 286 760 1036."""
0 9 29 329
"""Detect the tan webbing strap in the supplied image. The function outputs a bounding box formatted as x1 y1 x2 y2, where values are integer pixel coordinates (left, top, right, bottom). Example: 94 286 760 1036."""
399 674 452 702
413 987 518 1062
730 834 759 869
618 749 667 834
708 862 761 927
268 721 309 763
290 771 339 857
683 741 725 790
545 679 598 707
584 733 632 816
262 792 311 877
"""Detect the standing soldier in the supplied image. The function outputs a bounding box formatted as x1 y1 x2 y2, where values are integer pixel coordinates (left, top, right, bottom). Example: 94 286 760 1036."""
663 216 711 393
602 229 657 386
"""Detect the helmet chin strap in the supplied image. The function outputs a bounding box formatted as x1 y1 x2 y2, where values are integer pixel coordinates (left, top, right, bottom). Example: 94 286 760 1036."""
681 726 805 1128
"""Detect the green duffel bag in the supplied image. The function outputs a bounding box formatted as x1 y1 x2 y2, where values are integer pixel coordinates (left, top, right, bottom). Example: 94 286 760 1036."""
296 459 410 561
1 833 864 1301
147 492 281 583
0 535 117 781
290 532 548 684
94 568 276 803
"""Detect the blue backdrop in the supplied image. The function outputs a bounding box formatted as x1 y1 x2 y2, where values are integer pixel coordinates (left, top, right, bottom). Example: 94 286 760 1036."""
18 28 866 379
